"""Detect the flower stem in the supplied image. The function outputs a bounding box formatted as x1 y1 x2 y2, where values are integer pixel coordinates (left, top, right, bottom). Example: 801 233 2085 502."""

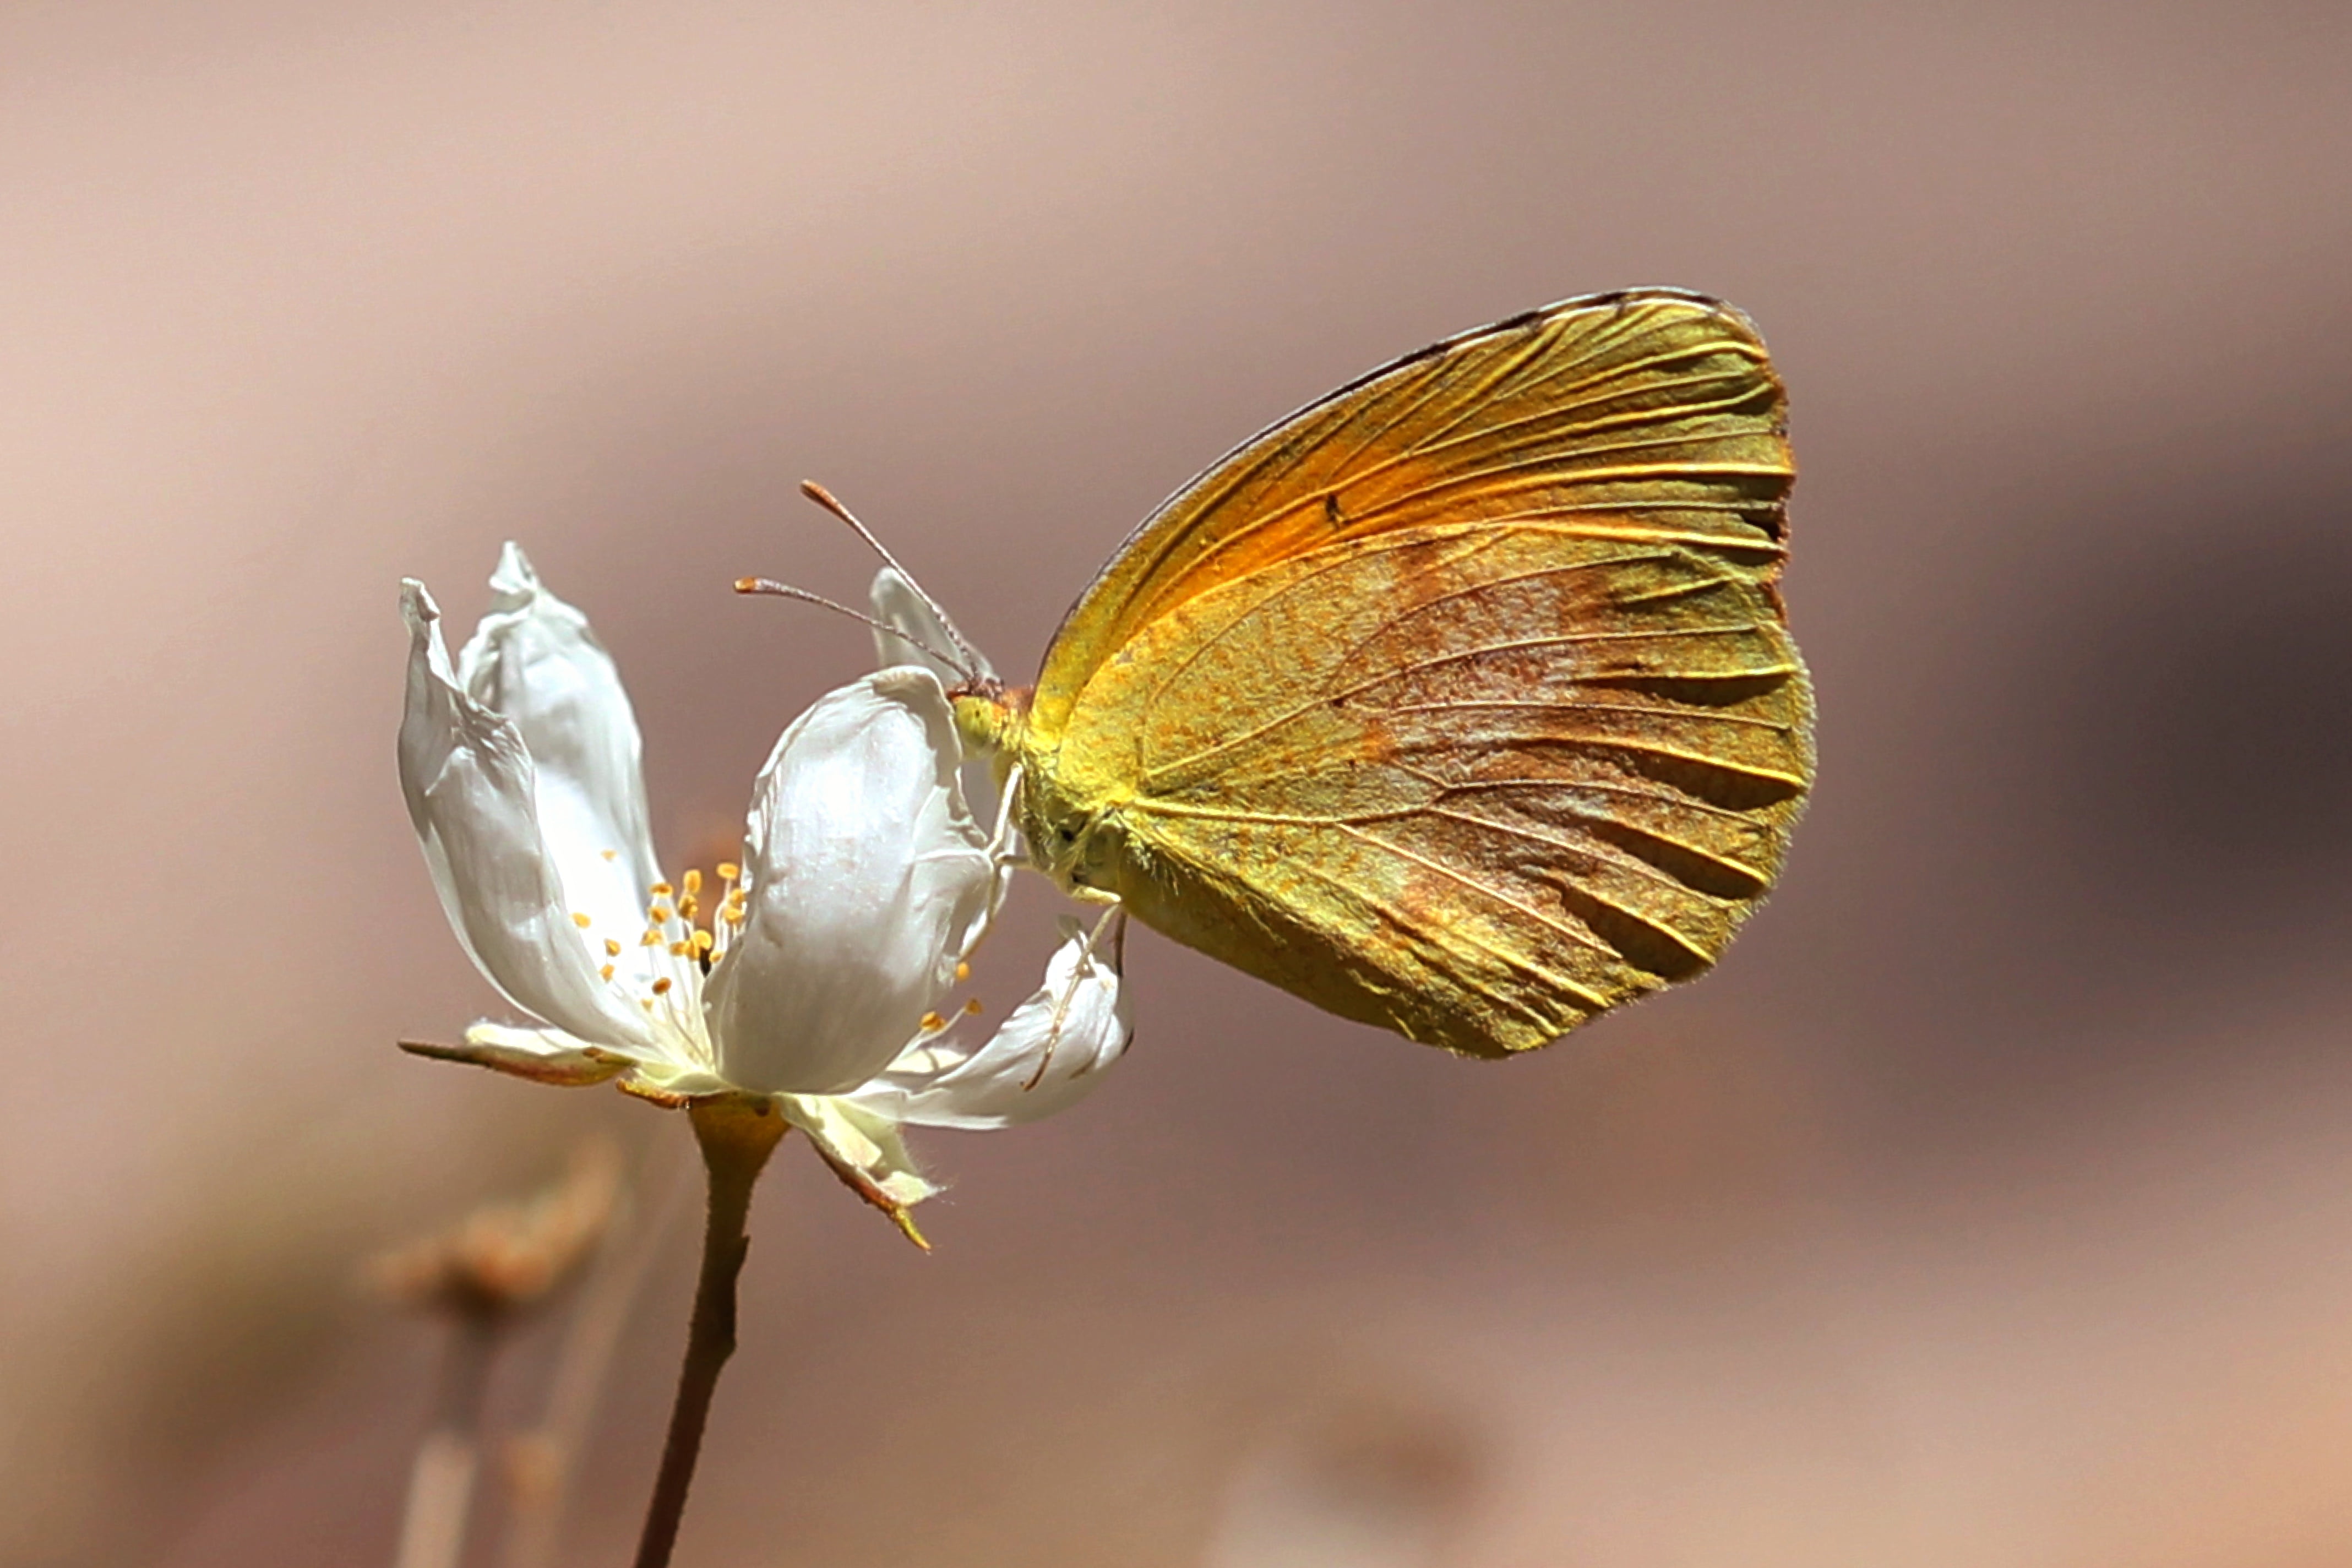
631 1100 787 1568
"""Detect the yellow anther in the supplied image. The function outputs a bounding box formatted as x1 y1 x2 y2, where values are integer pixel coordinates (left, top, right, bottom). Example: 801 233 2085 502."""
605 938 622 957
601 848 618 861
683 869 703 895
716 862 740 880
955 960 971 982
722 907 747 925
600 963 616 981
669 941 690 957
693 929 715 952
650 881 674 897
963 998 983 1015
649 903 673 923
920 1011 946 1032
640 929 662 946
651 977 674 996
679 896 699 919
571 912 592 929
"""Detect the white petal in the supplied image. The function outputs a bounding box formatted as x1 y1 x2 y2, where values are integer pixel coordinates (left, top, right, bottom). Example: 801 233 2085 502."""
400 579 660 1050
852 921 1131 1130
869 566 993 685
704 669 994 1095
454 544 667 988
398 1022 636 1086
780 1094 938 1214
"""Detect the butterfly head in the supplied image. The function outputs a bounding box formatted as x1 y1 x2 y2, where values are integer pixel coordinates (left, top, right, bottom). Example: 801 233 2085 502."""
949 677 1134 897
946 676 1028 764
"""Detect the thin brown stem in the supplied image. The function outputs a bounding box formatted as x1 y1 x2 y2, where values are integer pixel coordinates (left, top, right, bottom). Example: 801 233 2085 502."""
631 1100 787 1568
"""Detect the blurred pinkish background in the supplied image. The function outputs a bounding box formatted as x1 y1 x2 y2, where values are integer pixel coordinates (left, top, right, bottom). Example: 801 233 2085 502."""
5 3 2351 1564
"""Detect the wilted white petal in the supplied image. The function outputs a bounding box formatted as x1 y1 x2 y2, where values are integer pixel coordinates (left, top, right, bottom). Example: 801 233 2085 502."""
397 1022 636 1087
870 566 993 685
854 922 1131 1130
400 580 659 1052
455 544 666 986
704 669 993 1095
780 1094 938 1213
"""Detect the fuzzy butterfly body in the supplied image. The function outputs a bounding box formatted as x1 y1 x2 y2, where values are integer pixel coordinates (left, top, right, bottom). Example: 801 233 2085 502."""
952 288 1812 1057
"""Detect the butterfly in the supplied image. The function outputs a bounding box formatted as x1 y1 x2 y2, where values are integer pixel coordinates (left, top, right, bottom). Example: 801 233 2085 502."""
801 289 1812 1059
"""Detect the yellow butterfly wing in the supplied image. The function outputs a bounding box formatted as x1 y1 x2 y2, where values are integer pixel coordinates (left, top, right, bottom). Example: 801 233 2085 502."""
1017 289 1811 1057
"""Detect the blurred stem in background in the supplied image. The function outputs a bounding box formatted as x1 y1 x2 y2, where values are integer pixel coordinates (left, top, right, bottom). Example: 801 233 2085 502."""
393 1311 501 1568
632 1098 788 1568
499 1130 703 1568
369 1144 623 1568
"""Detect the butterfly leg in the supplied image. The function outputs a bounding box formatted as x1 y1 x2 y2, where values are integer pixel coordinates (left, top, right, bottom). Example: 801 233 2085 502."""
957 764 1030 971
988 763 1026 872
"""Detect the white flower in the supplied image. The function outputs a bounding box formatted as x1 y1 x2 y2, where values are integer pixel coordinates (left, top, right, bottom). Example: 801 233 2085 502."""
398 545 1129 1242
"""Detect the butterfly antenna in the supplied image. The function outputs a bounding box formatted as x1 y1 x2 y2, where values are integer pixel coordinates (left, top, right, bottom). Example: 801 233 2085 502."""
731 576 976 680
798 480 986 677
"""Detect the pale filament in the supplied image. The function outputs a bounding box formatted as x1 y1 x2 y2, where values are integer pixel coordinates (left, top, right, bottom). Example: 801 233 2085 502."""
568 858 751 1068
573 857 993 1067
